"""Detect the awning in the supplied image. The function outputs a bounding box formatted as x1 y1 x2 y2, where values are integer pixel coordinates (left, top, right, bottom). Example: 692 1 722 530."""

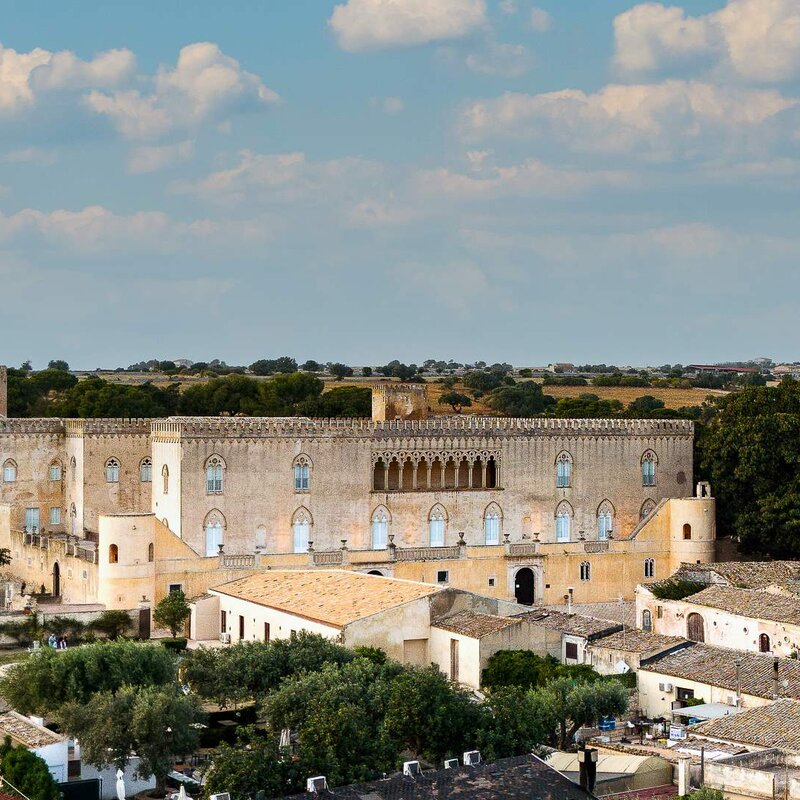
672 703 743 720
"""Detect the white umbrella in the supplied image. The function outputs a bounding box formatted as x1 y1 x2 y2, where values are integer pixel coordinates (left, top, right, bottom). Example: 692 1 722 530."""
115 769 125 800
178 784 188 800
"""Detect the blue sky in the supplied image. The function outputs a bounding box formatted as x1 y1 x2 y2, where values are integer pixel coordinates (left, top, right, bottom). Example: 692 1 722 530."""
1 0 799 369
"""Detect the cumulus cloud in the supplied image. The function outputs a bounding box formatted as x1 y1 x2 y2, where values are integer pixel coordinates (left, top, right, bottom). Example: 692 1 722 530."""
174 149 384 204
87 43 278 139
614 0 800 82
329 0 487 52
459 80 799 159
0 43 133 113
126 140 194 174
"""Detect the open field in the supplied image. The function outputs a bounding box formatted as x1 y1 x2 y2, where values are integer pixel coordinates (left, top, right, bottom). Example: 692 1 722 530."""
539 384 726 409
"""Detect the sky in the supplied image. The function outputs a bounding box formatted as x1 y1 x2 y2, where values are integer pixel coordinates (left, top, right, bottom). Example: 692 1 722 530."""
1 0 799 369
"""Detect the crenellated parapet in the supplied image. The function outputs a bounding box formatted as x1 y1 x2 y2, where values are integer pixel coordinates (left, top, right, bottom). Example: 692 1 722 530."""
65 419 152 437
0 418 65 436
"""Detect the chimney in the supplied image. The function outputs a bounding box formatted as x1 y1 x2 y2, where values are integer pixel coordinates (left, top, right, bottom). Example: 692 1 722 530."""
578 747 598 794
774 657 780 700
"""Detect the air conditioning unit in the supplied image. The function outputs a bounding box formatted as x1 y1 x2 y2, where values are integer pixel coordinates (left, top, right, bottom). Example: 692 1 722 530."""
658 682 673 692
444 759 459 769
306 777 328 793
403 761 421 777
219 632 231 644
463 751 481 766
210 794 230 800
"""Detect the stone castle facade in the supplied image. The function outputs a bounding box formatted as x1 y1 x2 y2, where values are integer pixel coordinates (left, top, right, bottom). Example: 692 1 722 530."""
0 377 716 613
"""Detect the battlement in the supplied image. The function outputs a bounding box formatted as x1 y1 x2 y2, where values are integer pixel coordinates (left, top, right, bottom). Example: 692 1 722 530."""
0 418 65 436
64 419 152 436
151 415 694 441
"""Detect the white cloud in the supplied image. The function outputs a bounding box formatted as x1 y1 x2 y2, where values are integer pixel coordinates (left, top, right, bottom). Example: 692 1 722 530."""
466 41 532 77
127 140 194 174
83 43 279 139
499 0 517 14
329 0 487 52
0 147 57 165
346 198 413 227
529 8 552 32
382 96 404 114
0 43 133 113
614 0 800 81
174 149 384 204
459 80 799 159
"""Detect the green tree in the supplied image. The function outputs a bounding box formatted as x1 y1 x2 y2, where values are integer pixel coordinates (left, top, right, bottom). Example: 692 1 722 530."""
59 685 203 794
328 363 354 381
0 640 175 715
153 590 190 638
0 735 60 800
463 370 504 392
475 688 554 761
487 381 550 416
696 381 800 554
89 610 133 640
482 652 561 691
46 360 70 371
439 392 473 413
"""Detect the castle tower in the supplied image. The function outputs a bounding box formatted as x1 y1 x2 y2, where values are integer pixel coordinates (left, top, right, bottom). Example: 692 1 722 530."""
372 384 430 421
668 481 716 571
0 366 6 417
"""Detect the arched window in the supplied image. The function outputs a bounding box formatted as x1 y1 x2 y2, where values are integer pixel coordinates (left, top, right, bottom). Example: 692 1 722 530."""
162 465 169 494
108 544 119 564
147 542 154 563
556 452 572 488
293 455 311 492
292 508 311 553
484 504 502 545
641 450 657 487
555 501 572 543
2 459 17 483
580 561 591 581
644 558 655 578
140 458 152 483
597 500 614 540
683 523 692 540
640 499 657 520
205 455 225 494
49 461 62 481
371 507 389 550
429 505 447 547
759 633 771 653
105 458 120 483
642 609 652 632
204 511 226 557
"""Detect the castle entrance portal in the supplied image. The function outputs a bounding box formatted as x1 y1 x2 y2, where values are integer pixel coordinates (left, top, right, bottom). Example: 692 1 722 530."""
514 567 535 605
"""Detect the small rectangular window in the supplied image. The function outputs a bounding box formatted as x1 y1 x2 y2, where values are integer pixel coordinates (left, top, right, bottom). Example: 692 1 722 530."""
169 583 182 594
49 507 61 525
264 622 270 642
565 641 579 660
488 577 496 588
220 610 227 634
437 570 449 584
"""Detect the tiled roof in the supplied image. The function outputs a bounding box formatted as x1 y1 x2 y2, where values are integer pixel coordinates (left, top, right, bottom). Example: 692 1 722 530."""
678 561 800 590
692 699 800 752
685 585 800 625
590 628 687 655
0 712 65 748
275 753 596 800
515 609 622 638
211 570 441 628
433 611 521 639
546 602 636 627
641 643 800 700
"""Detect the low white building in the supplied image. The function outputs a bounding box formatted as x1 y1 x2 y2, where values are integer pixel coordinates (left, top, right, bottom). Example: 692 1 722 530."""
586 628 687 676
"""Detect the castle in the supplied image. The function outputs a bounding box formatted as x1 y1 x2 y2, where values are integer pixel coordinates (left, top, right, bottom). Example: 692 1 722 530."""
0 373 715 612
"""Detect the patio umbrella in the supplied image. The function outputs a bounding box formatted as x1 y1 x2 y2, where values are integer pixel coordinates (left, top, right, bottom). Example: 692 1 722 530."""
178 784 188 800
115 769 125 800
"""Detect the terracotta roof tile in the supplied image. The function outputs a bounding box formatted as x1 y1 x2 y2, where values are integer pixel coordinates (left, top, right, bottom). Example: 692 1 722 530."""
685 585 800 625
211 570 441 628
433 610 521 638
590 628 687 655
677 561 800 590
515 609 622 638
693 699 800 751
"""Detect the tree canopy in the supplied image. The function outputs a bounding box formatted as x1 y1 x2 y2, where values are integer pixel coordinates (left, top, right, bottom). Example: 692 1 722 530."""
153 590 190 638
0 736 60 800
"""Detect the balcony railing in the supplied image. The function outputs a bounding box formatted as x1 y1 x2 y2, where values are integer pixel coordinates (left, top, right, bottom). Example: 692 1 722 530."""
395 545 461 562
220 555 256 570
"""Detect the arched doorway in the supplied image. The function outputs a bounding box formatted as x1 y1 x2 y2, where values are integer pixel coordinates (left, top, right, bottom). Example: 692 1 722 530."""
759 633 771 653
687 612 705 642
367 570 383 576
514 568 535 606
52 562 61 598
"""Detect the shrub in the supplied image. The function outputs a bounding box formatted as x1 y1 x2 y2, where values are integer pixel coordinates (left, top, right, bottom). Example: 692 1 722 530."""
650 578 707 601
161 637 188 652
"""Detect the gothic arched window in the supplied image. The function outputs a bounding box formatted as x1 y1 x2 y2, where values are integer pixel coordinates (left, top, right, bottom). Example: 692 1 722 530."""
484 504 502 545
204 510 226 557
105 458 120 483
205 455 225 494
292 508 312 553
429 505 447 547
597 500 614 540
556 451 572 488
555 501 572 542
293 455 311 492
580 561 591 581
640 498 657 520
371 507 390 550
140 457 152 483
642 450 657 487
2 460 17 483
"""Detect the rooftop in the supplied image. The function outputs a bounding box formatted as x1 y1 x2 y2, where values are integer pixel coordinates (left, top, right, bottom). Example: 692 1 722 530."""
211 570 441 628
685 585 800 625
590 628 687 655
516 608 622 638
433 610 521 639
276 753 596 800
641 643 800 700
0 712 65 748
676 561 800 590
692 699 800 752
546 602 636 628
